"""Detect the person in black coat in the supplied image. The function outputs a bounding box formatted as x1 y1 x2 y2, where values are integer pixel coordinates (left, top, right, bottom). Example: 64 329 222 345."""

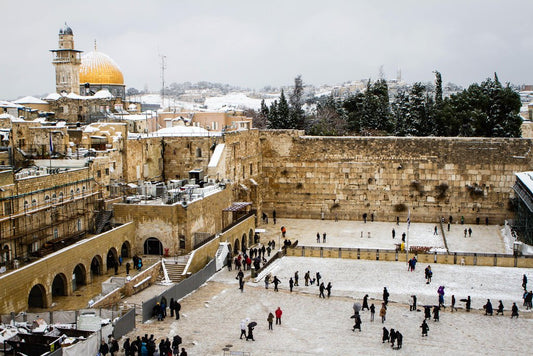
511 302 519 318
496 300 504 315
369 303 375 321
383 287 389 305
382 327 390 343
389 328 396 348
396 331 403 349
433 306 440 321
484 299 493 315
246 323 255 341
424 306 431 320
362 294 369 310
169 298 175 317
420 320 429 336
99 340 109 355
122 338 131 356
352 313 361 332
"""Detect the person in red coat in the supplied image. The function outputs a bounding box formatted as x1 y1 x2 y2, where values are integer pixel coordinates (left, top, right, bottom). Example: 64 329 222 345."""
275 307 283 325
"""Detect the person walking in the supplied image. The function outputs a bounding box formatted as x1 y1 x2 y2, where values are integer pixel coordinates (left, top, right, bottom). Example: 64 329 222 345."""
451 295 457 312
392 228 395 239
523 274 528 290
240 319 247 339
383 287 390 305
382 327 390 343
326 282 332 298
316 232 320 243
511 302 519 318
380 303 387 323
273 276 281 292
496 300 504 315
267 312 274 330
289 277 294 292
352 313 362 332
484 299 493 315
316 272 322 286
304 271 310 286
370 303 375 322
362 294 369 310
275 307 283 325
410 295 417 311
294 271 299 286
319 282 326 298
322 232 327 243
421 319 429 337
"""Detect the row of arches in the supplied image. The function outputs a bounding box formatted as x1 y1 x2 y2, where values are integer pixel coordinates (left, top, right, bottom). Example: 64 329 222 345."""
27 241 131 309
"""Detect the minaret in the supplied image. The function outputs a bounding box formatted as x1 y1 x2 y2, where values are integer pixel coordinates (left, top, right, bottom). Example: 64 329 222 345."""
50 23 83 94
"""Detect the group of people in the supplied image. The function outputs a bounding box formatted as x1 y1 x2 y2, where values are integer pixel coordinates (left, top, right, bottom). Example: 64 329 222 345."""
111 334 186 356
316 232 327 243
152 297 181 321
261 210 277 224
240 307 283 341
382 327 403 349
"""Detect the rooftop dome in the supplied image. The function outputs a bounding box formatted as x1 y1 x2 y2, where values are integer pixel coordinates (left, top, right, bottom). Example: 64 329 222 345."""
79 51 124 85
59 23 73 36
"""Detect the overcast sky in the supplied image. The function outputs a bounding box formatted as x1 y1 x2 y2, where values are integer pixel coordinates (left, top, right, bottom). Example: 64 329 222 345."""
1 0 532 100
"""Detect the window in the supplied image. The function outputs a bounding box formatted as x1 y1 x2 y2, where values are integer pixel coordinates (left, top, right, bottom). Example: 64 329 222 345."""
250 163 253 175
44 195 50 204
82 186 86 195
77 219 82 231
105 168 109 175
53 228 58 239
4 201 12 215
24 201 29 210
58 192 63 201
31 199 37 207
97 170 101 178
52 193 57 202
70 189 74 199
196 148 202 158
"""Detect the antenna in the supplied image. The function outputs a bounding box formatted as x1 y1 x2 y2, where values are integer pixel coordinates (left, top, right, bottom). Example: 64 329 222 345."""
160 54 166 110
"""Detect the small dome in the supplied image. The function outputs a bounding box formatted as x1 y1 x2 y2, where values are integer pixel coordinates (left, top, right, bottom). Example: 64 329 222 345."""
60 23 73 35
79 51 124 85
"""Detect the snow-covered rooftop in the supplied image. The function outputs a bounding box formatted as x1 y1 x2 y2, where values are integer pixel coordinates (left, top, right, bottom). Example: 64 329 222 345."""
13 96 48 104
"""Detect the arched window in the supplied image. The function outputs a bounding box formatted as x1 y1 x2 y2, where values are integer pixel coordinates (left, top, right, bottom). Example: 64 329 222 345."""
44 195 50 204
31 199 37 207
59 192 63 202
52 193 57 202
24 201 29 210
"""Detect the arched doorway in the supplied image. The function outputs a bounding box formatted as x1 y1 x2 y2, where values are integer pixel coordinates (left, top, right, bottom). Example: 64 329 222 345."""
106 248 118 271
233 238 239 255
249 229 254 246
241 234 247 252
52 273 67 296
28 284 46 309
72 264 86 292
90 255 103 276
144 237 163 255
120 241 131 258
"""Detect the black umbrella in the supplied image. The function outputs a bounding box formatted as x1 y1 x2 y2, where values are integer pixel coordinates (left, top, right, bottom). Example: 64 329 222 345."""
248 321 257 327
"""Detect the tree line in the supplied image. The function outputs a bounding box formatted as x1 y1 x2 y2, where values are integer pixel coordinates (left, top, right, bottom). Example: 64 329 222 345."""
253 72 522 138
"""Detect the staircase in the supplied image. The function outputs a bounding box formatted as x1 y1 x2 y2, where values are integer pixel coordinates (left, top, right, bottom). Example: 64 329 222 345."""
159 254 190 284
94 210 113 234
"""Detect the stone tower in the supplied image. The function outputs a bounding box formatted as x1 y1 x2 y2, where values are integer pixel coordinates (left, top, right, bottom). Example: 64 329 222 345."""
50 23 83 94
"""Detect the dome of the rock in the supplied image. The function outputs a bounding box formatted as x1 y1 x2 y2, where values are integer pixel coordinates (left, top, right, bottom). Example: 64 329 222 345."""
79 51 124 85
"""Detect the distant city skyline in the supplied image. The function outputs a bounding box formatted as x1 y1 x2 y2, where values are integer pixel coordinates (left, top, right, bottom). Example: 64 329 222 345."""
1 0 532 100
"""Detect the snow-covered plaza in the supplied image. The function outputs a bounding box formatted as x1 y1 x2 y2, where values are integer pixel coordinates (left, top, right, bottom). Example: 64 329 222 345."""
120 219 532 355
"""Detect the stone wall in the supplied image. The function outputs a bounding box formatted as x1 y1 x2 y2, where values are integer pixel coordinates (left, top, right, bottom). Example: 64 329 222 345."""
259 131 533 224
113 186 233 255
123 137 163 182
0 223 134 314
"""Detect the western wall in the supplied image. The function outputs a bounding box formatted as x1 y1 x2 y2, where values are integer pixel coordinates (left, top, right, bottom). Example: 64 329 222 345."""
257 130 533 224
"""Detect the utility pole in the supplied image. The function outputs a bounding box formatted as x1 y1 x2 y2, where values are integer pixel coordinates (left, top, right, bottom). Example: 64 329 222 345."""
160 54 166 111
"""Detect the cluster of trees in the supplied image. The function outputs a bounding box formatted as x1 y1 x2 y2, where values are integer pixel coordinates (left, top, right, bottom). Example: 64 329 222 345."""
258 73 522 138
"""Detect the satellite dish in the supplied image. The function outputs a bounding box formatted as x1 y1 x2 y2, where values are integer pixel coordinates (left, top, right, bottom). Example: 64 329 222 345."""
181 201 188 208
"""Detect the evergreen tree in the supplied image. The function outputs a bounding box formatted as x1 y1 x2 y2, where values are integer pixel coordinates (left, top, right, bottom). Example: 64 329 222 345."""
277 90 290 128
392 89 410 136
343 92 365 133
289 75 306 130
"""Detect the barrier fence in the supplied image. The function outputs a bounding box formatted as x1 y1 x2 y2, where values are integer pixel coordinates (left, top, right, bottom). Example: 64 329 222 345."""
285 246 533 268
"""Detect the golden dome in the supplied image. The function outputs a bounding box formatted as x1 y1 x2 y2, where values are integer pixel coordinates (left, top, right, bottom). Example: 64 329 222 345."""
79 51 124 85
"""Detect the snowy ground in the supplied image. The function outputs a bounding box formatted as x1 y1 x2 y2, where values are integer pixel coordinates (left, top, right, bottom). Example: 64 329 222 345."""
257 218 508 254
120 257 532 356
117 219 531 355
